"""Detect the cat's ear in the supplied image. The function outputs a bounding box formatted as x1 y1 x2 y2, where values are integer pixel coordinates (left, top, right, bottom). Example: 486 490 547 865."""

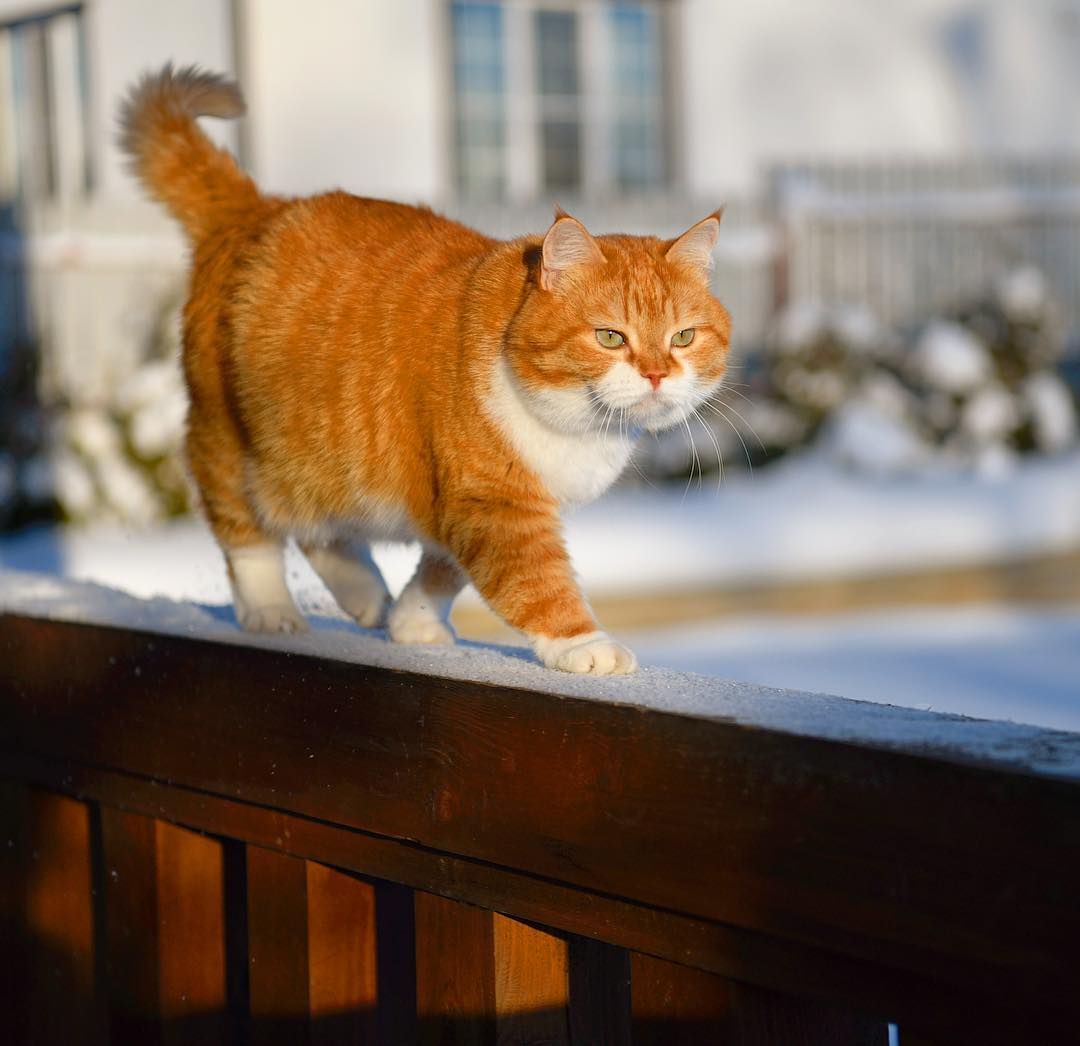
666 208 723 277
540 210 605 291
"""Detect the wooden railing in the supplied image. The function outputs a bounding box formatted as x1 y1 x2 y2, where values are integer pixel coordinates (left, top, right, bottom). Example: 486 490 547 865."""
3 610 1080 1045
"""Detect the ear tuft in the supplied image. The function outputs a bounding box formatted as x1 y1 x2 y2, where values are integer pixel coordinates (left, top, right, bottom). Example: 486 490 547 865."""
540 213 605 291
666 209 723 276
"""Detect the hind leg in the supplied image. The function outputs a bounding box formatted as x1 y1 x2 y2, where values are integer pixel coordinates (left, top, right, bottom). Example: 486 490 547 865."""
388 548 466 645
301 541 390 627
226 543 307 633
186 412 307 634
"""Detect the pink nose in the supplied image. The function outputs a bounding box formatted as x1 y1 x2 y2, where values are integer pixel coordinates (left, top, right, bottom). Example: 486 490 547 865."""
645 372 666 390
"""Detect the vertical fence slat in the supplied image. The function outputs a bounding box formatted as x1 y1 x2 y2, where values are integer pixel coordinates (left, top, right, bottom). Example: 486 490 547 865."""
24 791 105 1045
568 937 631 1046
0 780 31 1044
155 819 229 1045
101 810 229 1045
493 913 569 1045
246 844 311 1045
306 861 378 1045
631 952 732 1045
99 807 162 1046
415 890 497 1046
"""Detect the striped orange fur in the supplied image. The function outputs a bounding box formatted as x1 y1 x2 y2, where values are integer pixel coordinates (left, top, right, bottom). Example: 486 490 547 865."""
119 64 731 674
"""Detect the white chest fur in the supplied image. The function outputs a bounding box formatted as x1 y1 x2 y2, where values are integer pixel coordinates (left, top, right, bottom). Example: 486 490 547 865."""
485 358 634 507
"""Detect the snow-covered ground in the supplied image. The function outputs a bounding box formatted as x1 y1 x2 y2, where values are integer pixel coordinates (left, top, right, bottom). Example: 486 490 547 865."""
626 605 1080 732
5 448 1080 598
2 450 1078 732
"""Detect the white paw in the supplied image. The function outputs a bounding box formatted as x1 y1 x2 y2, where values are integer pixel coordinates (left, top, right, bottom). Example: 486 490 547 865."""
388 607 455 646
304 547 390 628
533 631 638 675
237 604 309 634
339 589 390 628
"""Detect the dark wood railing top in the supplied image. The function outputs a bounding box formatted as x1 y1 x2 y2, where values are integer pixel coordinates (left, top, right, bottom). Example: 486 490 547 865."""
3 577 1080 1043
3 571 1080 780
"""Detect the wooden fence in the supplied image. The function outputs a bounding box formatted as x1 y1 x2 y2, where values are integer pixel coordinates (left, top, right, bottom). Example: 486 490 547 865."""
2 610 1080 1044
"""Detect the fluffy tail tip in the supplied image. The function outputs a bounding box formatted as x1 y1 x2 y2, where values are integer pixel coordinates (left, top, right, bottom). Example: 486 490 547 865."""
118 62 245 159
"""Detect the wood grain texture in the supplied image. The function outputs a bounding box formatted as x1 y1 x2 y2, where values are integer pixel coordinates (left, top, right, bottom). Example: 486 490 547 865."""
306 861 377 1045
23 791 105 1045
99 807 162 1045
99 811 229 1045
246 844 311 1044
154 820 228 1044
4 614 1080 1044
415 890 496 1046
631 952 733 1045
493 914 569 1045
2 747 1068 1046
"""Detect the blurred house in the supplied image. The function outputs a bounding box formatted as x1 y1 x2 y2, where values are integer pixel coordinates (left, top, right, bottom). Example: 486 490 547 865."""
2 0 1080 444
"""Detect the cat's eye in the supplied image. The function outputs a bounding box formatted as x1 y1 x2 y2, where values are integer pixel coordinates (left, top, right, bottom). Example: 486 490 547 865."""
671 328 696 348
595 329 626 349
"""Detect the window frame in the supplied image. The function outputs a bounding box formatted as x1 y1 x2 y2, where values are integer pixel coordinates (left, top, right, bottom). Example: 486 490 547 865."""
448 0 678 203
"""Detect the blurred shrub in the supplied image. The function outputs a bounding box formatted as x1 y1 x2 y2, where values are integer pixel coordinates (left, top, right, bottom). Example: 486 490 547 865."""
4 290 190 527
637 264 1078 482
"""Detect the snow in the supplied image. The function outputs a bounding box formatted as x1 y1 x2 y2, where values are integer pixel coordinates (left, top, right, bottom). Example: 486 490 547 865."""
571 448 1080 594
995 264 1049 322
116 358 188 459
3 568 1080 782
4 449 1079 600
628 604 1080 734
912 321 992 394
961 384 1018 443
818 401 929 476
1025 373 1078 452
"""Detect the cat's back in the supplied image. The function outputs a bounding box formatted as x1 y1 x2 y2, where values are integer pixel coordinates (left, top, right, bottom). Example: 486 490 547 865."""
262 193 491 292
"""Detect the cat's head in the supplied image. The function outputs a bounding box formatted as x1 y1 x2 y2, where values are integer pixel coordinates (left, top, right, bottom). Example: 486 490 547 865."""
505 210 730 435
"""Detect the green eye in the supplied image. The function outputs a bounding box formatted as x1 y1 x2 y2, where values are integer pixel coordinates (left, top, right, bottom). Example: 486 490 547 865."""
595 329 625 349
672 328 695 348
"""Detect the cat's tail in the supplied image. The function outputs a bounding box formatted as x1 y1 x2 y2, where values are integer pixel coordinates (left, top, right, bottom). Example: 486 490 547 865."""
118 63 259 240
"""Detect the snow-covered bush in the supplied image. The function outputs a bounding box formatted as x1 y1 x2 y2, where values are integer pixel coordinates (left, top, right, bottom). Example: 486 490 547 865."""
633 265 1077 485
3 289 191 527
903 266 1077 471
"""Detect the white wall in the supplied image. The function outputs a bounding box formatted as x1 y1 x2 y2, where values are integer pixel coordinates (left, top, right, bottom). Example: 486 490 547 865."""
678 0 1080 197
238 0 448 201
85 0 237 202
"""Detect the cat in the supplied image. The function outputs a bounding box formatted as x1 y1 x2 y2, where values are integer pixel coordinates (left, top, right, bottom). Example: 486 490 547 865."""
119 64 730 675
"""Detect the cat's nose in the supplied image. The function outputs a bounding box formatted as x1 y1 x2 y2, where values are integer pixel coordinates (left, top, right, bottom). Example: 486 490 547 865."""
644 371 667 390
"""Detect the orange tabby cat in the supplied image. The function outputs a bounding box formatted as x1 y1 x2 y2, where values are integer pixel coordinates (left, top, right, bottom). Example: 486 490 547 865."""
119 65 730 674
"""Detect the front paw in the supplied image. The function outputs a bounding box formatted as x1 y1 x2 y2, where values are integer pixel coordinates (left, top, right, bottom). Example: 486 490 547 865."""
237 604 309 634
533 631 638 675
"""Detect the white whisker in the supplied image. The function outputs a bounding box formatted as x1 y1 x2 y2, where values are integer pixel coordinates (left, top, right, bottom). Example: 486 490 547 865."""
691 409 725 493
681 416 702 501
701 400 757 474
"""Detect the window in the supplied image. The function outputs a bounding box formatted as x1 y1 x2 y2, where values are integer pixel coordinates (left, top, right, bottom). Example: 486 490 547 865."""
450 0 671 200
0 5 91 207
